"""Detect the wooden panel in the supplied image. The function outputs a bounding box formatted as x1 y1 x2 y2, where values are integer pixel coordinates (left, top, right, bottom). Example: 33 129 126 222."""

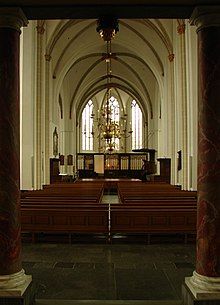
114 215 131 225
133 216 149 226
187 215 197 225
35 216 50 224
88 216 105 226
169 216 185 225
151 216 167 225
77 152 156 179
50 158 61 183
70 216 87 225
52 216 68 225
21 215 32 224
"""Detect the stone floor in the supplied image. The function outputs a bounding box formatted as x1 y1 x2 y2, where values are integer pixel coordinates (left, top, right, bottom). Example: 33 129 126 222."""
22 241 195 303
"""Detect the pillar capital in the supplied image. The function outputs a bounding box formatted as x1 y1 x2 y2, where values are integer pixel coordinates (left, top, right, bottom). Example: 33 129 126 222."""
168 53 174 62
190 6 220 32
0 7 28 33
177 23 186 35
45 54 52 61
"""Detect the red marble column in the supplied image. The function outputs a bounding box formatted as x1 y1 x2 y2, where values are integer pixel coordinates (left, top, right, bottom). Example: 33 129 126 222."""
196 25 220 278
194 18 220 277
0 9 27 281
0 28 22 276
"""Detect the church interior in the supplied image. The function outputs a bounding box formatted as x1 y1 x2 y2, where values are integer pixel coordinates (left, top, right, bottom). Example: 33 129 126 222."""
0 1 220 305
20 16 198 191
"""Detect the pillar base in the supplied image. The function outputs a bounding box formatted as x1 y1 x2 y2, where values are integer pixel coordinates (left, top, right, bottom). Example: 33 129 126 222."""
182 271 220 305
0 275 35 305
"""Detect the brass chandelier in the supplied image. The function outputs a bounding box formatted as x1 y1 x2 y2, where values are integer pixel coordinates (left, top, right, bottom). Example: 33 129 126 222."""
92 17 132 152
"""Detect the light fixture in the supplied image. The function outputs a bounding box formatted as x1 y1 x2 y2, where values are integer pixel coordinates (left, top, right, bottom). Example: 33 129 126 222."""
96 16 119 42
91 17 132 153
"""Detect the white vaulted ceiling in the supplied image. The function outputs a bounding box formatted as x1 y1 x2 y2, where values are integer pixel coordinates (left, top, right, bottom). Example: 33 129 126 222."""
46 18 174 121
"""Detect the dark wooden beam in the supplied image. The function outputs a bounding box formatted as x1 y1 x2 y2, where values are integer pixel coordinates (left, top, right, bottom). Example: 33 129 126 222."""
0 1 219 19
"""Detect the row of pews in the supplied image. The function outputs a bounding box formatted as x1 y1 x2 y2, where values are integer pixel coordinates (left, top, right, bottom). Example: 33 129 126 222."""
20 180 197 243
112 182 197 242
21 182 107 242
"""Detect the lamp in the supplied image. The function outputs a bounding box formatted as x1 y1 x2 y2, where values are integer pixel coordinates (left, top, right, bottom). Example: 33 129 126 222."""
96 16 119 42
92 17 132 153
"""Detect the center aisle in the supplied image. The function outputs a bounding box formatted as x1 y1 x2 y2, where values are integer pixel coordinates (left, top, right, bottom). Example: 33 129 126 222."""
101 195 120 204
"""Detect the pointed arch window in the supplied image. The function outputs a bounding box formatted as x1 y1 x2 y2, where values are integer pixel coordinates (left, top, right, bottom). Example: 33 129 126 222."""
82 100 93 151
131 100 143 150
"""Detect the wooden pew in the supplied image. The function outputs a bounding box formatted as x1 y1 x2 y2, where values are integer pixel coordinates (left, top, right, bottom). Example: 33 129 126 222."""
21 183 104 203
21 204 109 243
21 180 197 244
117 182 197 204
110 204 196 243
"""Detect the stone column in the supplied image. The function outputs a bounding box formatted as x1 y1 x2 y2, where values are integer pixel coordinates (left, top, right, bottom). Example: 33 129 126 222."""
0 8 33 303
178 21 189 190
44 54 51 185
35 20 45 189
183 6 220 304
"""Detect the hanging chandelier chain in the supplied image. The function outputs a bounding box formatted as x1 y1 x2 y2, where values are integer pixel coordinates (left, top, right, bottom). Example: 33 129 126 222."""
106 39 112 125
92 17 133 152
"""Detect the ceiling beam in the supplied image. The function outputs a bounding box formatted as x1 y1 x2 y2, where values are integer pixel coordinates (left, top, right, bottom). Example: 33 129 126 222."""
0 1 219 19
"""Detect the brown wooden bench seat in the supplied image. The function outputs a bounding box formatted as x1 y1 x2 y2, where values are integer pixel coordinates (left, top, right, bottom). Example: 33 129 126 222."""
114 201 196 208
21 201 100 207
21 205 109 242
21 188 103 203
117 183 196 189
21 201 107 209
118 189 197 195
121 198 196 204
23 190 103 196
120 197 196 202
43 182 104 187
118 191 197 203
117 182 196 193
21 196 101 203
110 204 196 243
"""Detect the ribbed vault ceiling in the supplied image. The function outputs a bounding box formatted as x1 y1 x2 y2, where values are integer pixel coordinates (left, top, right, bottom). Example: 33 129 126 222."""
47 18 174 121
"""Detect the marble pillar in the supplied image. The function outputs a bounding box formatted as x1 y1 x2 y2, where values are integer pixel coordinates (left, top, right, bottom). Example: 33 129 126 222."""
0 8 33 304
183 6 220 304
0 26 22 278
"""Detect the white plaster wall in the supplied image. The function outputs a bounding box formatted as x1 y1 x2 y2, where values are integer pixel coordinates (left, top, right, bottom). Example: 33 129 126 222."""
20 21 37 190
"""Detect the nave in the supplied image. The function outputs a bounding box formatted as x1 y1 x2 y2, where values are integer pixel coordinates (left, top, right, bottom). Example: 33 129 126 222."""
0 3 219 305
